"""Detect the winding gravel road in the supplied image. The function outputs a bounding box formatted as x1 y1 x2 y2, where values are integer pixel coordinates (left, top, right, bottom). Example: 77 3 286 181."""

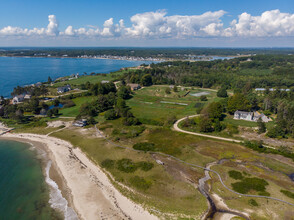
94 125 294 208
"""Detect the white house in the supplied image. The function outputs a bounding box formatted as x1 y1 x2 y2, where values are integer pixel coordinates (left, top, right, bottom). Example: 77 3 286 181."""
12 95 25 104
234 111 271 123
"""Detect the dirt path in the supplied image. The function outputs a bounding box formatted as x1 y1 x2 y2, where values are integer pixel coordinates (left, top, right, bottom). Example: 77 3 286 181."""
174 115 276 149
173 115 242 143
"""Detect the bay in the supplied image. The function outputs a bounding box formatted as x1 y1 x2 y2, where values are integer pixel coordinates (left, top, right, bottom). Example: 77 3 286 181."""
0 57 153 97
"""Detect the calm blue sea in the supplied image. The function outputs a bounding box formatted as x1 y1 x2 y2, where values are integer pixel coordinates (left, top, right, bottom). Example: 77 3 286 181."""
0 57 153 97
0 140 62 220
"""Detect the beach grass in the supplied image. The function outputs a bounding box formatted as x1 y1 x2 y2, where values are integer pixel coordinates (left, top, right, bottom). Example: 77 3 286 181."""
50 127 208 217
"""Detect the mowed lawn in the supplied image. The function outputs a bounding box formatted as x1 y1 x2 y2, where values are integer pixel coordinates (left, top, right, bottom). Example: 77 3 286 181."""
54 70 125 87
59 96 96 117
127 85 222 124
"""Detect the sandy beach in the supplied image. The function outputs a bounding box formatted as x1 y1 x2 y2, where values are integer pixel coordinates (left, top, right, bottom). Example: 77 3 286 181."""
1 132 158 220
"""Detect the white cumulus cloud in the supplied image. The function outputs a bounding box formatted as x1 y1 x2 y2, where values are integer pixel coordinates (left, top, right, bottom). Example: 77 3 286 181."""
226 9 294 37
1 9 294 41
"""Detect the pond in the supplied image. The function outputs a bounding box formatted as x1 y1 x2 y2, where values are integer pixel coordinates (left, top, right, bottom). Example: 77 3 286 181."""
48 103 64 110
190 91 210 97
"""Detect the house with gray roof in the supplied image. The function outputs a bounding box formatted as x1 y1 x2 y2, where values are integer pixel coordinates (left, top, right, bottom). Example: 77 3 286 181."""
57 85 71 93
234 111 271 123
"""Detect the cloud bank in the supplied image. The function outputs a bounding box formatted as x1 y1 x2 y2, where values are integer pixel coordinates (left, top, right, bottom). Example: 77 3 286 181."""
1 9 294 41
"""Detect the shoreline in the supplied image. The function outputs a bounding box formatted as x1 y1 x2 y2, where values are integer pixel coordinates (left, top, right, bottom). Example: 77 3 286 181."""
0 133 158 220
0 136 78 220
0 55 164 62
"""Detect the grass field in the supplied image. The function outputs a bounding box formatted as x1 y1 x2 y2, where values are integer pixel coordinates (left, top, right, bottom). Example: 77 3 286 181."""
59 96 96 117
126 85 223 125
53 70 126 87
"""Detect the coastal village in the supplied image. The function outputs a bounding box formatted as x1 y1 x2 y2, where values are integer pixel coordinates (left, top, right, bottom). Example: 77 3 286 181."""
0 57 294 220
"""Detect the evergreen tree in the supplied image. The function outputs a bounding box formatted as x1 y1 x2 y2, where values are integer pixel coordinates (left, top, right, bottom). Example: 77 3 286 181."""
217 87 228 98
257 118 266 133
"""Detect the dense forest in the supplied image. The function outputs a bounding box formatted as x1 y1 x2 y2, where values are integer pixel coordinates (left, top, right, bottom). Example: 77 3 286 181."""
1 47 294 59
125 55 294 89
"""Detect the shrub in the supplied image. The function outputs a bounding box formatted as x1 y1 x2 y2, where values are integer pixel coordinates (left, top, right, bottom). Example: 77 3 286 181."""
137 162 154 171
217 87 228 98
200 95 208 101
122 116 140 126
165 115 177 126
130 176 152 190
101 159 115 169
231 177 269 194
116 159 137 173
267 126 286 138
104 109 118 120
62 99 76 108
248 199 258 206
165 87 171 94
125 126 146 138
280 190 294 199
258 191 270 196
133 142 155 152
226 124 239 135
228 170 243 180
243 140 265 152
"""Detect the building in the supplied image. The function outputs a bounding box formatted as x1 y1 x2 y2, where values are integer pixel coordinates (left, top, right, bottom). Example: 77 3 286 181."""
24 94 32 100
12 95 25 104
101 80 110 84
73 119 87 127
255 88 291 92
234 111 271 123
57 85 71 93
35 82 42 87
127 83 141 91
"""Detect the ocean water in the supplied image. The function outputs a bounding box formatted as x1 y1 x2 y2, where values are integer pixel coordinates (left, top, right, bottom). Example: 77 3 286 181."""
0 140 62 220
0 56 153 97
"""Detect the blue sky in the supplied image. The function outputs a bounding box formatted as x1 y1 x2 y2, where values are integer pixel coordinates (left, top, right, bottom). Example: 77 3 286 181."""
0 0 294 47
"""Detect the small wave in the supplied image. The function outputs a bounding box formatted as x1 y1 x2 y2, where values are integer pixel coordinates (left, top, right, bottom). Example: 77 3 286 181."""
45 161 79 220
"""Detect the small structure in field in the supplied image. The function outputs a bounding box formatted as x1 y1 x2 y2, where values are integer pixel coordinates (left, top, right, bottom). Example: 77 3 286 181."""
127 83 141 91
101 80 110 84
24 94 32 100
73 119 87 127
156 160 164 165
233 111 271 123
57 85 71 93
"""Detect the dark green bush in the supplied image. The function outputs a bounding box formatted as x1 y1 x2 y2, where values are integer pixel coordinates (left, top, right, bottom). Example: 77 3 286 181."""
248 199 258 206
137 162 154 171
104 109 118 120
116 158 137 173
228 170 243 180
231 177 269 194
280 189 294 199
